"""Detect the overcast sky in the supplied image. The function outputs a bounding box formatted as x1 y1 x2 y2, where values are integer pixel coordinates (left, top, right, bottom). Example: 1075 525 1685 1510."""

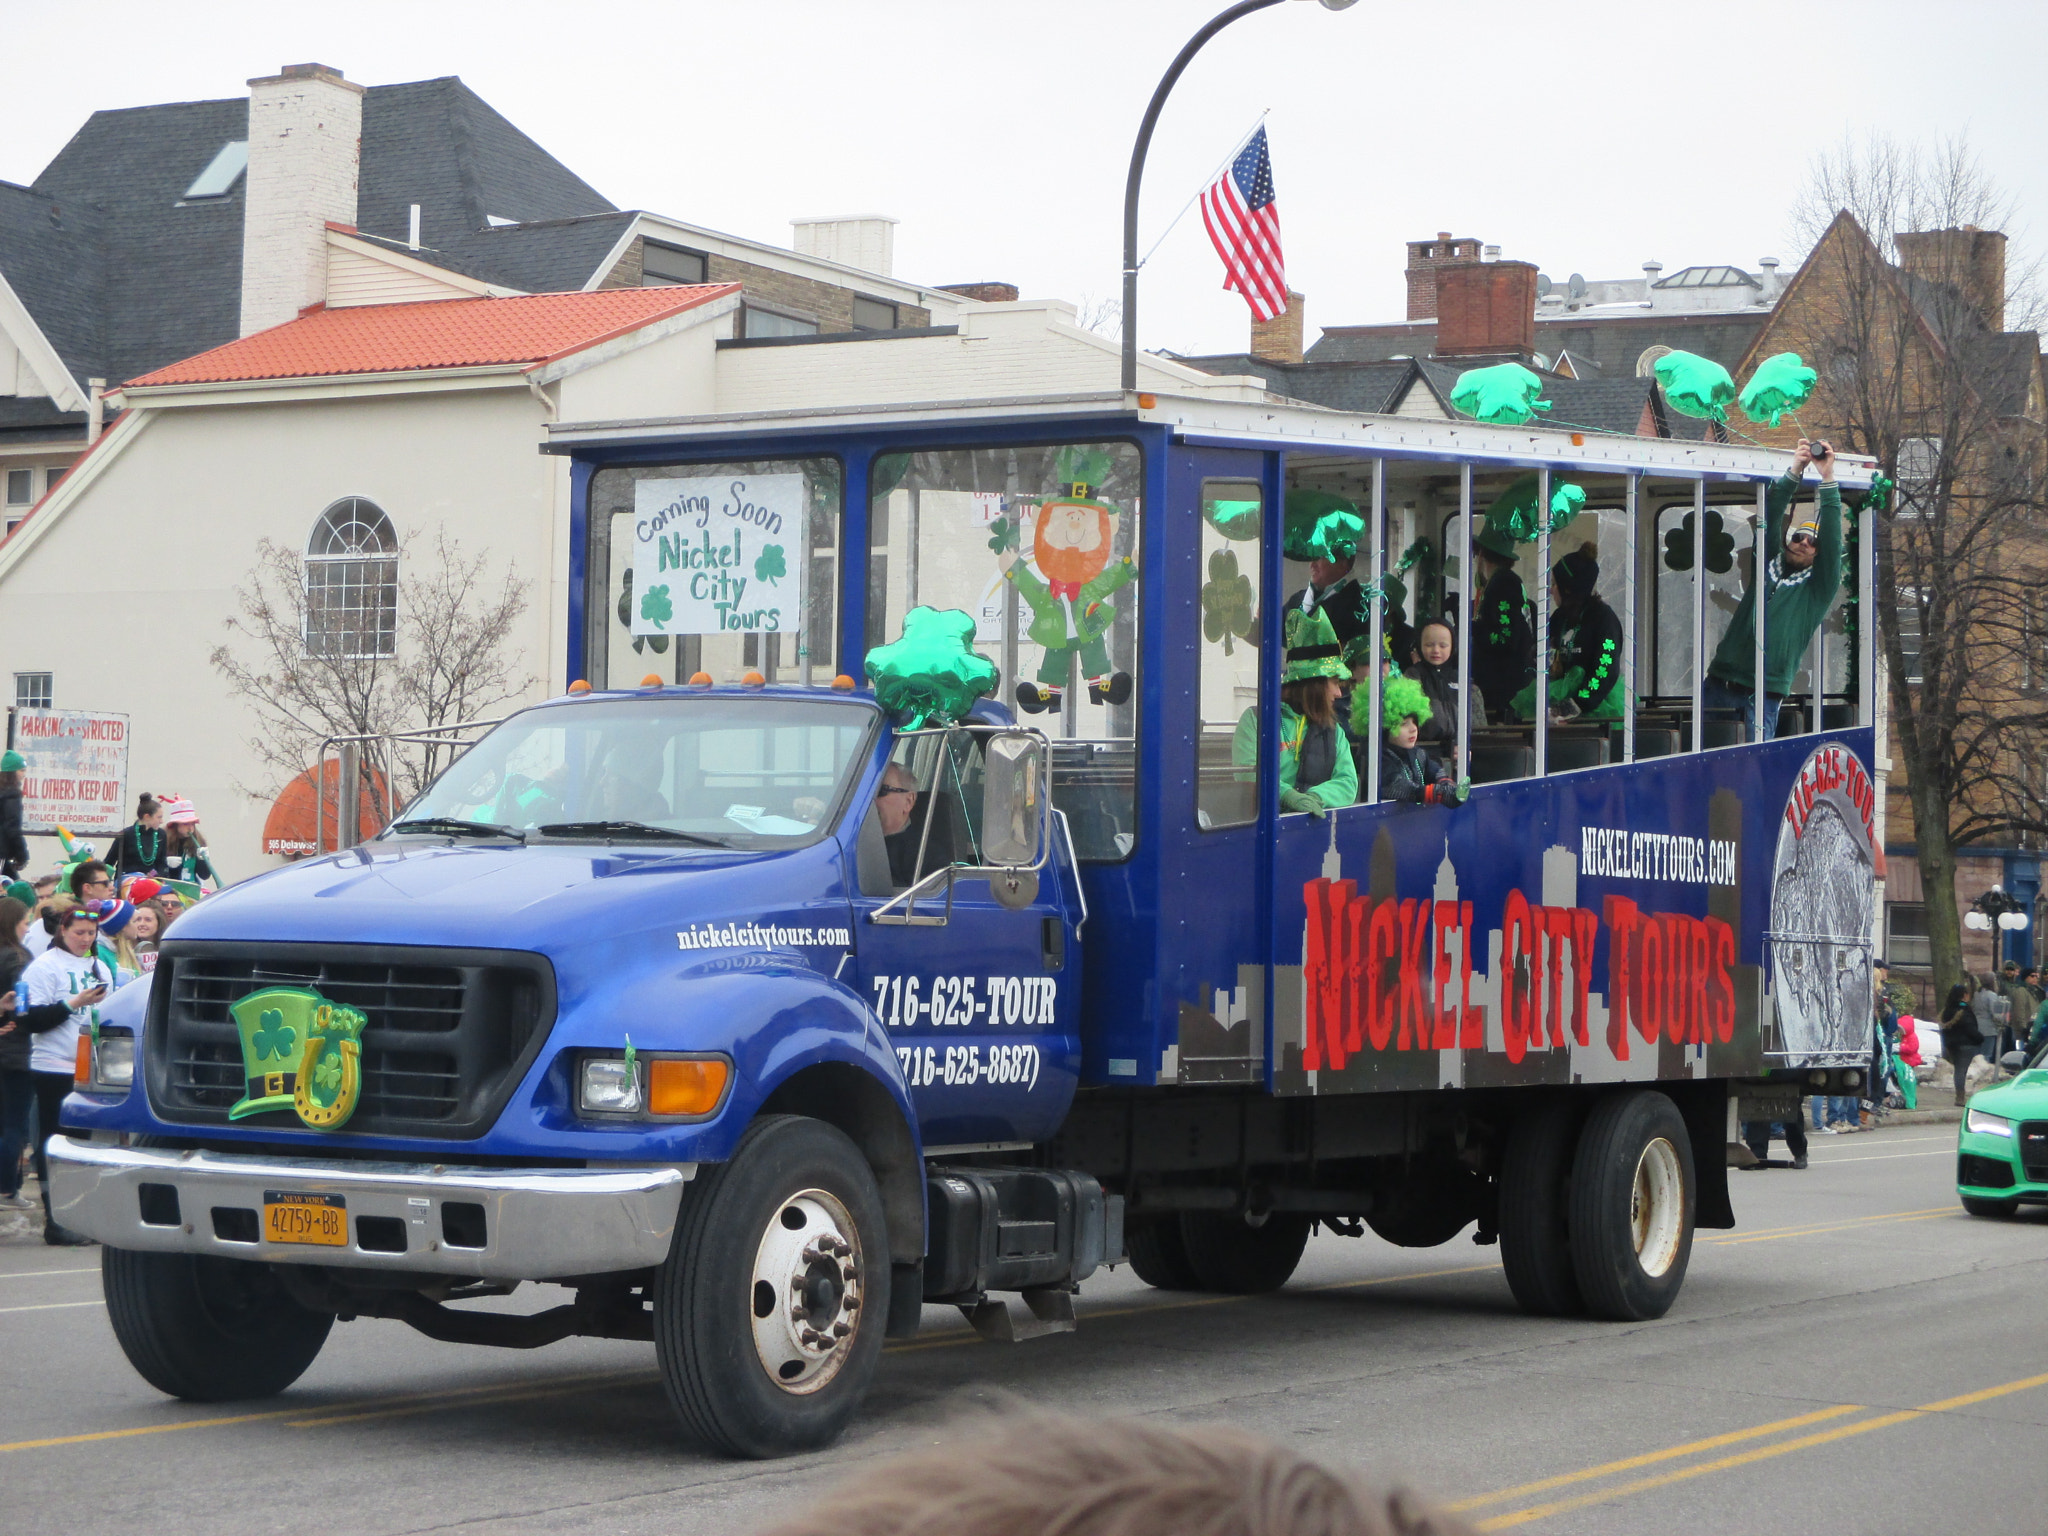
4 0 2041 357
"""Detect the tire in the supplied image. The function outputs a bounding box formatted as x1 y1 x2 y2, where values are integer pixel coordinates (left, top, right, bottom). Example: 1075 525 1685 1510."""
1500 1099 1585 1317
1125 1216 1201 1291
654 1115 888 1457
1568 1090 1695 1322
102 1249 333 1401
1179 1211 1312 1294
1961 1195 2018 1218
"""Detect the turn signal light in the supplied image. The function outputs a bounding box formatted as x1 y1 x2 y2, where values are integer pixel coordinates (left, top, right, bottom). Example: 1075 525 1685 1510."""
75 1036 92 1086
649 1058 730 1117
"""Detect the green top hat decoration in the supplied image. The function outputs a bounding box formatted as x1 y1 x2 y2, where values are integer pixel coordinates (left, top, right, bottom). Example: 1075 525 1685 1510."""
227 986 367 1130
1281 605 1348 684
1283 489 1364 564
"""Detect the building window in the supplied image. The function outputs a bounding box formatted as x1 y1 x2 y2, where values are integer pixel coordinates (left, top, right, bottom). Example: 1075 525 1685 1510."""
1895 585 1924 685
741 305 819 339
4 470 30 506
1886 902 1932 969
44 465 64 494
851 296 898 331
641 240 708 286
304 498 398 659
14 672 51 709
180 141 248 202
1897 436 1940 518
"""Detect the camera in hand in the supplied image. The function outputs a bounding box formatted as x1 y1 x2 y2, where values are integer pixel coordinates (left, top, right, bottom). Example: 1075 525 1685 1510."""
1809 442 1831 462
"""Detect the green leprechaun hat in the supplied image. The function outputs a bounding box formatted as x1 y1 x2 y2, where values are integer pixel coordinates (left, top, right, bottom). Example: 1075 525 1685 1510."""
1052 445 1117 503
227 985 367 1125
1282 605 1349 683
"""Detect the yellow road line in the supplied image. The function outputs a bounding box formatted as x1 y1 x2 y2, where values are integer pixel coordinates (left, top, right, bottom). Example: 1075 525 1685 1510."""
1703 1212 1950 1247
0 1299 103 1316
1472 1371 2048 1530
287 1370 654 1427
1807 1150 1954 1164
1445 1403 1864 1511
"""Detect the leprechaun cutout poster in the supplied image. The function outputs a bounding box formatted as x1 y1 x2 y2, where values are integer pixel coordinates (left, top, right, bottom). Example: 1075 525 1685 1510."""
998 447 1137 714
631 475 802 637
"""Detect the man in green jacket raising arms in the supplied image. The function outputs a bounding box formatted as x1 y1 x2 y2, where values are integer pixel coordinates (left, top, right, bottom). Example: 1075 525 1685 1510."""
1703 438 1842 741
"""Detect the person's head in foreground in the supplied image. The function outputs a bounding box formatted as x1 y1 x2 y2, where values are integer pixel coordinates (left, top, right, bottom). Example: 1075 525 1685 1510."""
749 1413 1475 1536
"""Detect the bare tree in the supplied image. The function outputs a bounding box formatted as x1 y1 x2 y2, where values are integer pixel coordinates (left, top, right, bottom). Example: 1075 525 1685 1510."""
211 531 533 830
1071 292 1124 341
1780 134 2048 1000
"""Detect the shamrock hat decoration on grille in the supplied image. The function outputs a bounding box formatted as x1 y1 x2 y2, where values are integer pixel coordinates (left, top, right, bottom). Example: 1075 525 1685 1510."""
226 986 368 1130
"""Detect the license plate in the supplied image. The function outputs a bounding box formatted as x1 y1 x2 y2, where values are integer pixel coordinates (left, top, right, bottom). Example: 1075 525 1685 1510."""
263 1191 347 1247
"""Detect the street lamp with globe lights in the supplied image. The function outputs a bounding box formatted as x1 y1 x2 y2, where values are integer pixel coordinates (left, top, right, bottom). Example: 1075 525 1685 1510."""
1119 0 1358 393
1964 885 2030 961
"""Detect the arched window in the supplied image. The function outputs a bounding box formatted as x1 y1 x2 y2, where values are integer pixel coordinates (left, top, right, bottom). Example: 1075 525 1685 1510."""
304 497 398 658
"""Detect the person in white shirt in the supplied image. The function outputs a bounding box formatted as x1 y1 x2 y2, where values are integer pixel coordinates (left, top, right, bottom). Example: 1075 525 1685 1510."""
17 906 112 1245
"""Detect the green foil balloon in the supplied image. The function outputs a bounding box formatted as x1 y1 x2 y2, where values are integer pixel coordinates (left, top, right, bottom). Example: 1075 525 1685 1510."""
1450 362 1552 426
1654 350 1737 422
1282 489 1364 563
864 607 999 729
1738 352 1818 428
1487 473 1588 544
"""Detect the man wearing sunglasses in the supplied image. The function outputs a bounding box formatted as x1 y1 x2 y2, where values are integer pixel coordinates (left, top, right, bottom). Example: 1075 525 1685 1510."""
1703 437 1843 742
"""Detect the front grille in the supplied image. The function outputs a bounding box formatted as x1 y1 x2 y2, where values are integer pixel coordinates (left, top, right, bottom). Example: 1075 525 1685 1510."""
146 941 555 1139
2020 1123 2048 1182
1959 1153 2017 1190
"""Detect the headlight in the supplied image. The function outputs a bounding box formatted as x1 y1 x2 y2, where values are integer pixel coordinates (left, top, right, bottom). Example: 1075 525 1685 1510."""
580 1056 643 1114
1967 1107 2014 1138
96 1034 135 1088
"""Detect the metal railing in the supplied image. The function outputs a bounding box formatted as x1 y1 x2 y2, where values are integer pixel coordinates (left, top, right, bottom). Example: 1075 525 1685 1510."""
314 717 511 854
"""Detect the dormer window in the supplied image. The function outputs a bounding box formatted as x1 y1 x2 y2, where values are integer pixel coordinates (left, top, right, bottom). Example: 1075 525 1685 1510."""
180 141 248 202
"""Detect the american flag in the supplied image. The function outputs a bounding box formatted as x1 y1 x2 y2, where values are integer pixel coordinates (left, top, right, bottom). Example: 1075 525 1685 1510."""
1200 126 1287 322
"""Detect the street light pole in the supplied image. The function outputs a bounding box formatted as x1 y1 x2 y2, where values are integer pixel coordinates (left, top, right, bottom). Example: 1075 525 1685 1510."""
1119 0 1354 393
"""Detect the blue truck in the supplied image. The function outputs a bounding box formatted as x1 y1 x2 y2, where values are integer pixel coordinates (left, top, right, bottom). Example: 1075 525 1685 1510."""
51 395 1880 1456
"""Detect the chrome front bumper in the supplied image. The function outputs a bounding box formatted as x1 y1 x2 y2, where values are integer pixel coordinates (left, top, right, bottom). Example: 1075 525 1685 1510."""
47 1137 692 1281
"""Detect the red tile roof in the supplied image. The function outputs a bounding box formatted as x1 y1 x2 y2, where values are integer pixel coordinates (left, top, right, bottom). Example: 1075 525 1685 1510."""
124 285 740 387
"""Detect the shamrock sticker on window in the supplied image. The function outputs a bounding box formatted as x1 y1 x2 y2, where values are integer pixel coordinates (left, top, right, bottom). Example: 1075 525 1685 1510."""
639 582 674 626
1201 549 1254 655
618 570 669 654
754 544 786 586
1662 509 1735 574
250 1007 296 1063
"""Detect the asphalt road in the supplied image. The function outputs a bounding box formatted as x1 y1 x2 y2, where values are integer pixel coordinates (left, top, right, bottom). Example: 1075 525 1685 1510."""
2 1120 2039 1536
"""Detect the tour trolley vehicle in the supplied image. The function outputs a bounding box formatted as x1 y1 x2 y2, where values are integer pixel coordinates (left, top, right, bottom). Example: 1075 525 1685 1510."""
51 389 1882 1455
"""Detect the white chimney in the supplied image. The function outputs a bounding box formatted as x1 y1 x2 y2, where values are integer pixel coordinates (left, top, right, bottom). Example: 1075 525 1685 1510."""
790 216 897 277
1758 256 1781 299
239 63 364 336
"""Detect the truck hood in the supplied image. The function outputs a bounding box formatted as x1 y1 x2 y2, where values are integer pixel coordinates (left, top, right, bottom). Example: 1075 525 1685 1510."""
168 838 846 954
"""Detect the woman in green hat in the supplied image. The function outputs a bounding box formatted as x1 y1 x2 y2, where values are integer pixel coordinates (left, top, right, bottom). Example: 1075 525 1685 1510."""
0 751 27 880
1470 516 1534 720
1232 607 1357 817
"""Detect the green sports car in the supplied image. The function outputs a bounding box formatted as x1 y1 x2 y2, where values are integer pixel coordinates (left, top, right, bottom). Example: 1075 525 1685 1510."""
1957 1045 2048 1216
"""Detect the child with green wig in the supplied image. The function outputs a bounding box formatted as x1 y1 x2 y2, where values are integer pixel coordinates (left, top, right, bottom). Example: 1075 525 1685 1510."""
1364 676 1467 807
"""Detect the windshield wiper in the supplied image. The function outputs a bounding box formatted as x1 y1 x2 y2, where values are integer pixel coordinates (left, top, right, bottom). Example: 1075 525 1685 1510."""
536 820 729 847
387 817 525 841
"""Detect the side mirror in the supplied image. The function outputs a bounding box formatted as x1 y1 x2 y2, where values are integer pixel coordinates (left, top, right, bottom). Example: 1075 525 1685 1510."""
981 731 1044 867
2002 1050 2029 1073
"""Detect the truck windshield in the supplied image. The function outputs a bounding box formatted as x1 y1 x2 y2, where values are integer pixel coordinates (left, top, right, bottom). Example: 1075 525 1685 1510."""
391 696 877 847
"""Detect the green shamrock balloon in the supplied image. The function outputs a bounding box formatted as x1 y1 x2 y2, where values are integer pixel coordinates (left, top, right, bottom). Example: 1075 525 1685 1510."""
1654 350 1737 422
754 544 786 586
1487 474 1587 545
1738 352 1817 428
864 607 1000 729
1201 549 1255 655
1450 362 1552 426
639 583 674 627
1282 490 1363 563
1202 496 1261 542
1662 509 1735 574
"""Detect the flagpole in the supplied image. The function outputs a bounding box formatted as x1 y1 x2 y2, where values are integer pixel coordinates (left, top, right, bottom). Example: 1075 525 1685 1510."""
1120 0 1355 393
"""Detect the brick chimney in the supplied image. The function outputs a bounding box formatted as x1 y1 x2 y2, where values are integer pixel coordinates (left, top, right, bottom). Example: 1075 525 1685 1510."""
1251 290 1305 365
1895 225 2007 332
239 64 363 336
1433 261 1539 359
1405 231 1483 321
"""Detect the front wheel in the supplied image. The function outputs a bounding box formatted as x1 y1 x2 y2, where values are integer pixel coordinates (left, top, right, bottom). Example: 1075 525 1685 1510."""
654 1115 888 1457
1568 1090 1695 1321
1961 1195 2018 1218
103 1249 333 1401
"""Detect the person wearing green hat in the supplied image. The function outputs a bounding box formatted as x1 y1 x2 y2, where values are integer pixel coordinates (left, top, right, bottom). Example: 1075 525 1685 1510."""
1470 515 1535 720
1510 547 1626 724
1267 490 1374 654
1369 676 1467 807
1232 607 1357 818
0 750 26 879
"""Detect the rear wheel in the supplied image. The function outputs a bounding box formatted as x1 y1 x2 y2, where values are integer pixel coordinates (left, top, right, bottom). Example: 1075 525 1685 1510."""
103 1249 333 1401
1499 1099 1585 1317
1961 1195 2018 1218
1568 1090 1695 1321
1125 1216 1201 1291
654 1115 887 1458
1179 1211 1311 1294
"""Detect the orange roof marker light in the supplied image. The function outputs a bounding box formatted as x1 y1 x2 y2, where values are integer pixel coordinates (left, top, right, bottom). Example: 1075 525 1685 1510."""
567 679 591 695
741 671 766 688
689 671 714 687
1137 393 1157 409
639 673 664 688
831 675 856 691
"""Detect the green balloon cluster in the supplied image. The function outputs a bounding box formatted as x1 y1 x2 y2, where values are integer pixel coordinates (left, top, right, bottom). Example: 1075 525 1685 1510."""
1737 352 1817 428
863 607 998 729
1486 473 1588 545
1654 350 1737 422
1450 362 1553 426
